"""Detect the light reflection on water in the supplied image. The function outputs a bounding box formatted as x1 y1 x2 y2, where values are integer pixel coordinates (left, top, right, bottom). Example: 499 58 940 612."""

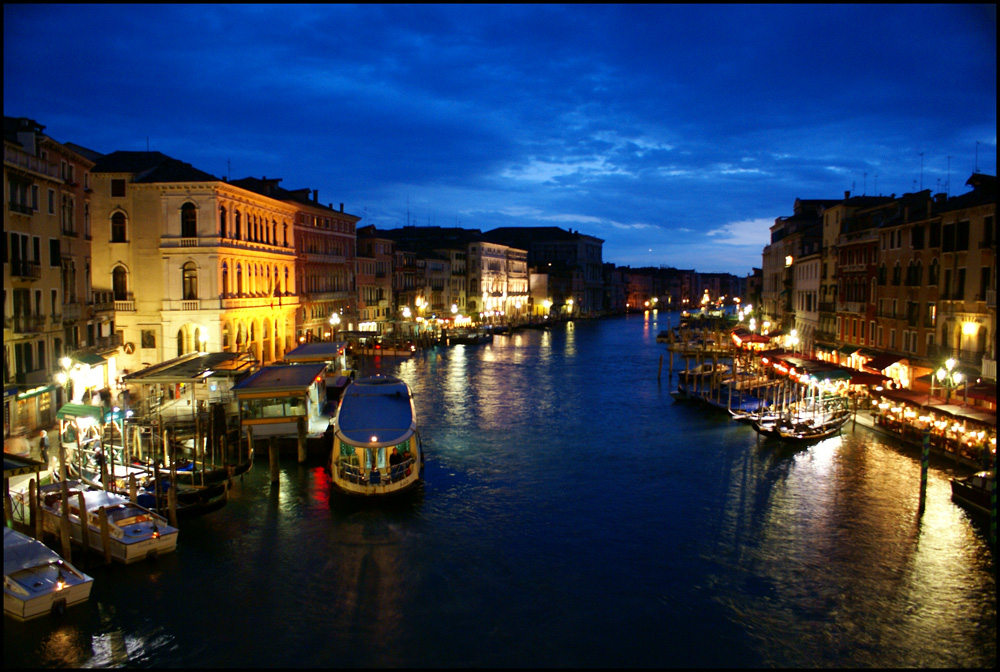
4 314 995 668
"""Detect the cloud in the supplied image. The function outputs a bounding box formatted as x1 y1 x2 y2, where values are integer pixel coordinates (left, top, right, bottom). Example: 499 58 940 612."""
705 218 774 247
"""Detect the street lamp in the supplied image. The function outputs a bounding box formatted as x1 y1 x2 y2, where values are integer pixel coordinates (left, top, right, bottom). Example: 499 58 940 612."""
935 358 964 404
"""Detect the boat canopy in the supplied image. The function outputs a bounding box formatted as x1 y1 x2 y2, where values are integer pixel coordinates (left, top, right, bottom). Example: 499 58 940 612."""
336 377 416 448
4 527 66 575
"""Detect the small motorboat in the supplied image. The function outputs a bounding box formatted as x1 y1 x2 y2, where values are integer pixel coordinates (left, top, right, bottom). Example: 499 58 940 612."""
36 481 179 564
4 527 93 621
950 470 994 517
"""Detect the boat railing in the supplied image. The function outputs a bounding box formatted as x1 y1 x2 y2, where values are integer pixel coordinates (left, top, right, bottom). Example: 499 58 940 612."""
338 457 415 486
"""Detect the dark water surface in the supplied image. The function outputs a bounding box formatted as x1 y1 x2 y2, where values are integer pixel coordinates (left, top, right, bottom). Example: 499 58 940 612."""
6 314 996 668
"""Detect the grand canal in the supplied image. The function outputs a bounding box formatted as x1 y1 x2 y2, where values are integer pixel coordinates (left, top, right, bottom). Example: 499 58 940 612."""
5 313 996 668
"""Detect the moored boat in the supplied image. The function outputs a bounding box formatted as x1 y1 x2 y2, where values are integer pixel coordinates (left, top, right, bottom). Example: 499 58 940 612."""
36 481 179 563
329 375 423 496
4 527 93 621
950 470 994 517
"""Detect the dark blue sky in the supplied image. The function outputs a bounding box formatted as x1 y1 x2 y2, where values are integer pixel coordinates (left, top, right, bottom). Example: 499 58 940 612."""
4 4 996 275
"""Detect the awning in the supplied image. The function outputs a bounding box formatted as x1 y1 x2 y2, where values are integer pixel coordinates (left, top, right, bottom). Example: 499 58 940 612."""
814 342 838 352
965 382 997 404
922 403 996 428
864 353 904 372
849 371 890 386
837 345 860 355
55 403 106 422
74 353 106 366
15 383 57 400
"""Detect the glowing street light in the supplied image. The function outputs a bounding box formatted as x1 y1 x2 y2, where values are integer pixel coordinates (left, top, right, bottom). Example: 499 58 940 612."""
935 358 964 404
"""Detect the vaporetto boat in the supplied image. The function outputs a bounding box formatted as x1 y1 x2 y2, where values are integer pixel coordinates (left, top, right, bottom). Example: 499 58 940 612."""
329 375 423 496
4 527 94 621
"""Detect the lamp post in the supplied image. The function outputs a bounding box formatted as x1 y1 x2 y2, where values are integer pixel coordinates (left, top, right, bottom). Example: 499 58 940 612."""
935 358 964 404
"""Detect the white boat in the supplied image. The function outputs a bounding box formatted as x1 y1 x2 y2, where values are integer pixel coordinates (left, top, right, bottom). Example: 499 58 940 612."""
36 481 179 563
4 527 93 621
329 375 423 496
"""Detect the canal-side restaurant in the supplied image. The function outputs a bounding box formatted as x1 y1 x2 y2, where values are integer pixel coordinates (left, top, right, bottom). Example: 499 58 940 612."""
729 329 997 470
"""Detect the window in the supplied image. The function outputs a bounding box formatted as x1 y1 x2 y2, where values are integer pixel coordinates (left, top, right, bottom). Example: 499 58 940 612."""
182 262 198 300
956 220 970 251
942 223 955 252
111 179 126 197
112 265 128 300
912 225 924 250
234 211 242 240
181 203 197 238
48 189 55 215
219 206 227 237
111 212 127 242
49 239 60 266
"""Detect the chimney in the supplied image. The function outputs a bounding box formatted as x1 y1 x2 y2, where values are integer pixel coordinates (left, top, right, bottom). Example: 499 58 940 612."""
312 189 318 202
844 190 850 199
340 203 344 212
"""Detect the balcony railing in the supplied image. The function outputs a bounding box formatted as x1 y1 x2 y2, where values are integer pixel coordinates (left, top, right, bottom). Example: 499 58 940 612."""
927 344 983 367
114 300 135 312
9 261 41 280
5 144 60 179
8 315 47 334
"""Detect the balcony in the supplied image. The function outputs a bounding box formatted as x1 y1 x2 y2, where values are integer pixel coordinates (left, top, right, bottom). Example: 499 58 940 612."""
8 314 47 334
9 261 41 281
927 344 984 368
93 332 123 352
5 144 60 179
61 302 81 321
114 300 136 312
982 357 996 381
840 301 865 314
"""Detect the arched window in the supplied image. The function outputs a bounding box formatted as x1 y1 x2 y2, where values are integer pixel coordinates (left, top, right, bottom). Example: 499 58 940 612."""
112 265 128 300
182 262 198 300
221 262 229 298
219 206 227 237
177 328 185 358
236 263 244 296
234 211 242 240
914 260 922 286
929 259 939 285
891 262 901 286
111 211 127 243
283 222 288 246
181 203 197 238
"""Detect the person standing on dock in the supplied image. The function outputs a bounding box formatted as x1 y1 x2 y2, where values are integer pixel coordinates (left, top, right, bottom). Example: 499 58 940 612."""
39 429 50 465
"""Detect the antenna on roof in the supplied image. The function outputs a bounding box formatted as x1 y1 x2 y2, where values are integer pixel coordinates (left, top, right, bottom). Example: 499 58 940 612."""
974 141 980 173
946 156 951 197
227 159 231 181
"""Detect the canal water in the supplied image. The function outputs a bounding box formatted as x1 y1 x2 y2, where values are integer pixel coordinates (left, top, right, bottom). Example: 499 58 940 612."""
5 313 996 668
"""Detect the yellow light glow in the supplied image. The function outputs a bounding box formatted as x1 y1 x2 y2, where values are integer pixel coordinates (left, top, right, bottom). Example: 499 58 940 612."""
962 322 978 336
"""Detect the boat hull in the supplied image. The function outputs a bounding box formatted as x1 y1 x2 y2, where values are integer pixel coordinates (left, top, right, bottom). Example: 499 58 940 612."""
38 483 179 563
950 471 994 516
4 528 94 621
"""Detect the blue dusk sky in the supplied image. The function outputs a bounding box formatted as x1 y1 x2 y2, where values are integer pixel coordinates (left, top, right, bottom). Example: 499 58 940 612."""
4 4 996 276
